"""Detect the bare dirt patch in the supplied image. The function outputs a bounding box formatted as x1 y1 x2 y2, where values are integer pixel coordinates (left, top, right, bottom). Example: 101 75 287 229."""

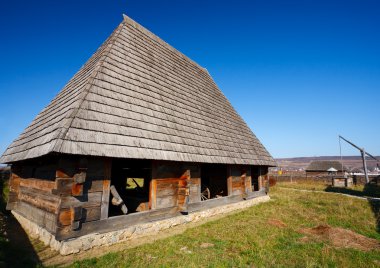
267 219 287 228
299 224 380 251
200 242 214 248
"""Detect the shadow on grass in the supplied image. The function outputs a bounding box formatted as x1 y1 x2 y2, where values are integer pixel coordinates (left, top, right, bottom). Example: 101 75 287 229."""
326 183 380 233
0 176 41 267
325 183 380 198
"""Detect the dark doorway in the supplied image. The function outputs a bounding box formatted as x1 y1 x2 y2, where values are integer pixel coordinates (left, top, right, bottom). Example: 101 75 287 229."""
200 164 228 199
109 159 152 216
251 167 260 191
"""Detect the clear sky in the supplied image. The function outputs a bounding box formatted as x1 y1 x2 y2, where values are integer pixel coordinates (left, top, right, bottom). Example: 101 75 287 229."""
0 0 379 158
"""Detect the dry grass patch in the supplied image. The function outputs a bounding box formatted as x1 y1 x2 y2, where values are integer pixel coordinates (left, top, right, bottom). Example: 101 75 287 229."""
299 224 380 251
267 219 287 228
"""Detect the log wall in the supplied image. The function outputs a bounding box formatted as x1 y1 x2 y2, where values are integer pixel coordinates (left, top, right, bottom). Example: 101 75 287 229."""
6 155 269 241
150 161 196 212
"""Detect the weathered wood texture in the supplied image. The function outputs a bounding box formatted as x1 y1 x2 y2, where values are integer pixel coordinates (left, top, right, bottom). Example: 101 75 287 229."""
6 171 21 210
101 158 111 219
18 185 60 213
188 194 243 212
245 188 267 200
257 166 269 190
189 178 201 203
56 206 180 240
14 201 57 233
55 157 106 230
150 161 194 211
227 166 250 197
0 15 275 167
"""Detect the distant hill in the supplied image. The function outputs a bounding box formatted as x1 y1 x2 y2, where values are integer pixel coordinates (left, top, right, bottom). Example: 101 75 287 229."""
275 156 380 171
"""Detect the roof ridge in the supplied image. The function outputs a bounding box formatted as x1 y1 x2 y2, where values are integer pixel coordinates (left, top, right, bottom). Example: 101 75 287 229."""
52 21 126 153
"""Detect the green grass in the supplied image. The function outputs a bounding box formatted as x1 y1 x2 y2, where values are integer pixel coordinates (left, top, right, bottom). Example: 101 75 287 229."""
126 178 145 190
277 180 380 198
67 186 380 268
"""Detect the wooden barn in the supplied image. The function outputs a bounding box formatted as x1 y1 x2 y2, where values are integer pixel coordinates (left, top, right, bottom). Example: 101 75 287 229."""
0 15 275 243
306 160 347 177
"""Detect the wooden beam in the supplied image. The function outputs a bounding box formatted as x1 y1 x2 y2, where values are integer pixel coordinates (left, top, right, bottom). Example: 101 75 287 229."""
100 158 111 220
56 206 180 241
6 170 21 210
188 195 243 212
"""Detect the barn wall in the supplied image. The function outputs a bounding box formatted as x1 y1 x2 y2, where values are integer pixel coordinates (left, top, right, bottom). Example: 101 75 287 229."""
6 155 111 237
8 157 59 233
150 161 199 211
259 166 269 190
228 166 245 196
7 156 270 241
55 156 110 238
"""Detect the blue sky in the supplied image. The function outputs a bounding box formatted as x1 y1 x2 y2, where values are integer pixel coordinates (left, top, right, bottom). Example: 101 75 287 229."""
0 0 379 158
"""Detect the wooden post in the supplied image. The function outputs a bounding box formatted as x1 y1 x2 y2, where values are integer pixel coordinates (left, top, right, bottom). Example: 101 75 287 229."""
178 169 190 213
6 168 21 210
227 166 232 196
101 158 111 219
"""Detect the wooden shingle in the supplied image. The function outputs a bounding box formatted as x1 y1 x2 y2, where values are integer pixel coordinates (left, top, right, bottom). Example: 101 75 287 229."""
0 15 275 166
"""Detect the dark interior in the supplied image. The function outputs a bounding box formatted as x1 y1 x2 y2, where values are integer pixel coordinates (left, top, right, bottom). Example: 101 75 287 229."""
109 159 152 216
251 167 260 191
200 164 228 199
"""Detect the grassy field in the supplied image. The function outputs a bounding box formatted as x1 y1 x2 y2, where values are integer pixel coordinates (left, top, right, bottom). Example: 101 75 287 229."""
277 180 380 198
66 185 380 268
0 179 379 267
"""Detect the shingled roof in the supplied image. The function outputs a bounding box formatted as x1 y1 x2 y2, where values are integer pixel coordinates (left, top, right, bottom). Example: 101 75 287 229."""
306 161 347 172
0 15 275 166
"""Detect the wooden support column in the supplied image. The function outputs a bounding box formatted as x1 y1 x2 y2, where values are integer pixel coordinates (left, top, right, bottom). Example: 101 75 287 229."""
259 166 269 191
227 166 246 197
227 166 232 196
178 169 190 213
101 158 111 220
6 166 21 210
244 168 252 194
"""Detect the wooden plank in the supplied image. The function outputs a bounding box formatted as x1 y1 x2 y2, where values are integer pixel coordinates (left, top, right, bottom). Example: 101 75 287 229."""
60 192 103 209
156 196 178 208
101 180 110 219
19 178 55 192
156 187 178 196
178 170 190 212
188 195 243 212
58 206 101 226
6 172 21 210
55 206 180 241
245 189 267 200
53 178 104 195
245 175 252 193
14 201 57 233
149 179 157 209
189 178 201 203
101 158 112 220
18 186 60 213
53 178 73 195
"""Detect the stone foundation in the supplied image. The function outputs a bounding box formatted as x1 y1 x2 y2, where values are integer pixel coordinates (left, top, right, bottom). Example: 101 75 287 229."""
13 195 270 255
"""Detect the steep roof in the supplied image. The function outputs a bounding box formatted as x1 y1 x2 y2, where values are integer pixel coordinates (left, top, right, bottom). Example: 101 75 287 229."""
0 15 275 166
306 161 347 172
